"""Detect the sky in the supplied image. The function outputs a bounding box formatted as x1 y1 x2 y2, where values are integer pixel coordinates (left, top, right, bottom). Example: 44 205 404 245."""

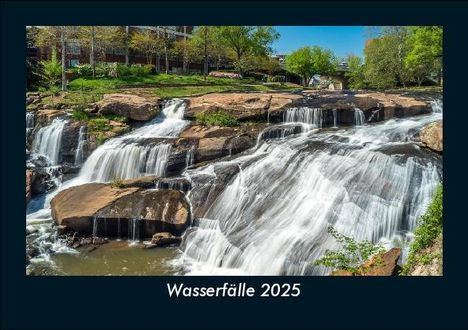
272 26 367 59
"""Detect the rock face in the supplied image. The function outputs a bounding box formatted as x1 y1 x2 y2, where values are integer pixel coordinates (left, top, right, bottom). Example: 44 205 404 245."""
330 248 402 276
420 120 443 153
35 109 67 125
166 123 266 174
26 170 32 204
95 94 160 121
150 232 181 247
185 93 302 121
50 183 190 237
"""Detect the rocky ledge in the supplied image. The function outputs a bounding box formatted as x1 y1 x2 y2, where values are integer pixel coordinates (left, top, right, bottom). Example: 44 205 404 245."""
93 93 161 121
51 180 191 238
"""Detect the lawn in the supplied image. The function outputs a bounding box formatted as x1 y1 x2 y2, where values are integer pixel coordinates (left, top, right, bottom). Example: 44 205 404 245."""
36 74 302 109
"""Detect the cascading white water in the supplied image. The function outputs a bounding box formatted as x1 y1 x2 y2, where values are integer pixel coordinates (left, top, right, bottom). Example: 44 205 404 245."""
177 111 442 275
74 126 87 166
32 118 67 165
354 108 365 126
431 99 443 113
74 99 188 183
26 112 35 138
26 99 189 267
332 109 337 128
284 107 323 128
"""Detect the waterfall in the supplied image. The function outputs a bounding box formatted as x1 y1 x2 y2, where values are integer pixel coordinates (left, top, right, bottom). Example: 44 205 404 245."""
284 107 323 128
178 112 442 275
430 99 443 113
32 118 67 165
332 109 337 128
74 99 188 183
74 126 87 166
354 108 365 126
26 112 35 137
186 145 196 168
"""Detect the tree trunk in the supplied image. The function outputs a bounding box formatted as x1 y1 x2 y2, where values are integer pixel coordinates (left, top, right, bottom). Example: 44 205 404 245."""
303 75 308 87
90 26 95 79
125 26 129 66
156 27 161 73
183 26 187 73
164 45 169 74
203 27 208 80
61 28 66 91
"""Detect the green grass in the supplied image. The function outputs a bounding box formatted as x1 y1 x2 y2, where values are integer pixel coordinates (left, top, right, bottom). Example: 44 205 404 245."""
401 184 443 275
68 74 258 91
196 111 239 127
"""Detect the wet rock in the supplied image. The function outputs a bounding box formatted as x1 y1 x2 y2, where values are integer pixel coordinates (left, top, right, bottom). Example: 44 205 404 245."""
420 120 443 153
26 170 32 204
51 183 191 237
120 176 159 189
35 109 67 126
29 168 59 195
96 93 160 121
150 232 181 247
60 121 85 164
56 225 68 236
186 93 303 121
155 177 192 193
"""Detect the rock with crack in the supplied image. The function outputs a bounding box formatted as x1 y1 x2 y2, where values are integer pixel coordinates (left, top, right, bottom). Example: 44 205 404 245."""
51 183 191 238
95 93 160 121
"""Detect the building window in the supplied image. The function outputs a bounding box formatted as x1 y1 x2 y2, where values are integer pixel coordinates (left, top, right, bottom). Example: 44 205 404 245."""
68 41 81 55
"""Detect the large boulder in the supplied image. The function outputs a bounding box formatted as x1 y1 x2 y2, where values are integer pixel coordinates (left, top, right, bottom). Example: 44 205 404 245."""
35 109 67 126
96 94 160 121
50 183 190 237
420 120 443 153
185 93 303 121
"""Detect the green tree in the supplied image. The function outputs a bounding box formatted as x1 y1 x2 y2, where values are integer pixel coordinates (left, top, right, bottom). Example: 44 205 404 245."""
285 46 337 86
129 29 163 65
172 38 201 72
405 26 443 86
39 47 61 88
345 54 366 89
217 26 279 74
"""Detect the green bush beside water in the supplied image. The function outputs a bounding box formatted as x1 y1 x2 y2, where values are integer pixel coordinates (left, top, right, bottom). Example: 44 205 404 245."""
196 111 239 127
401 184 443 275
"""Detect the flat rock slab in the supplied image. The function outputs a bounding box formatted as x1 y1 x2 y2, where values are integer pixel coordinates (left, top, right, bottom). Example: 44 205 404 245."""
185 92 303 121
96 93 160 121
51 183 190 237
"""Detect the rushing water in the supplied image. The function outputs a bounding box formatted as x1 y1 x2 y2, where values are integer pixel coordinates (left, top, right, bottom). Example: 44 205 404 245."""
74 126 87 166
26 99 189 274
354 108 366 126
175 108 442 275
32 118 67 165
75 99 187 183
26 97 443 276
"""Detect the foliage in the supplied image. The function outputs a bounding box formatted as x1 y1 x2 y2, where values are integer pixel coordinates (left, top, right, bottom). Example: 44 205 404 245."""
363 26 443 89
88 117 110 131
129 29 163 64
39 48 62 87
216 26 279 74
401 184 443 275
196 111 239 127
314 226 386 274
345 54 367 89
72 110 89 121
77 26 126 62
285 46 337 86
405 26 443 85
111 176 125 189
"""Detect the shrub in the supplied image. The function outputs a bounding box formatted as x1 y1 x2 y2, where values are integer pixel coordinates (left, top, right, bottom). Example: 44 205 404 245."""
104 114 128 123
73 64 93 78
143 64 156 75
72 110 89 121
314 226 386 274
111 176 125 188
88 118 110 131
269 75 286 83
196 111 239 127
116 63 132 77
39 48 61 87
401 184 443 274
